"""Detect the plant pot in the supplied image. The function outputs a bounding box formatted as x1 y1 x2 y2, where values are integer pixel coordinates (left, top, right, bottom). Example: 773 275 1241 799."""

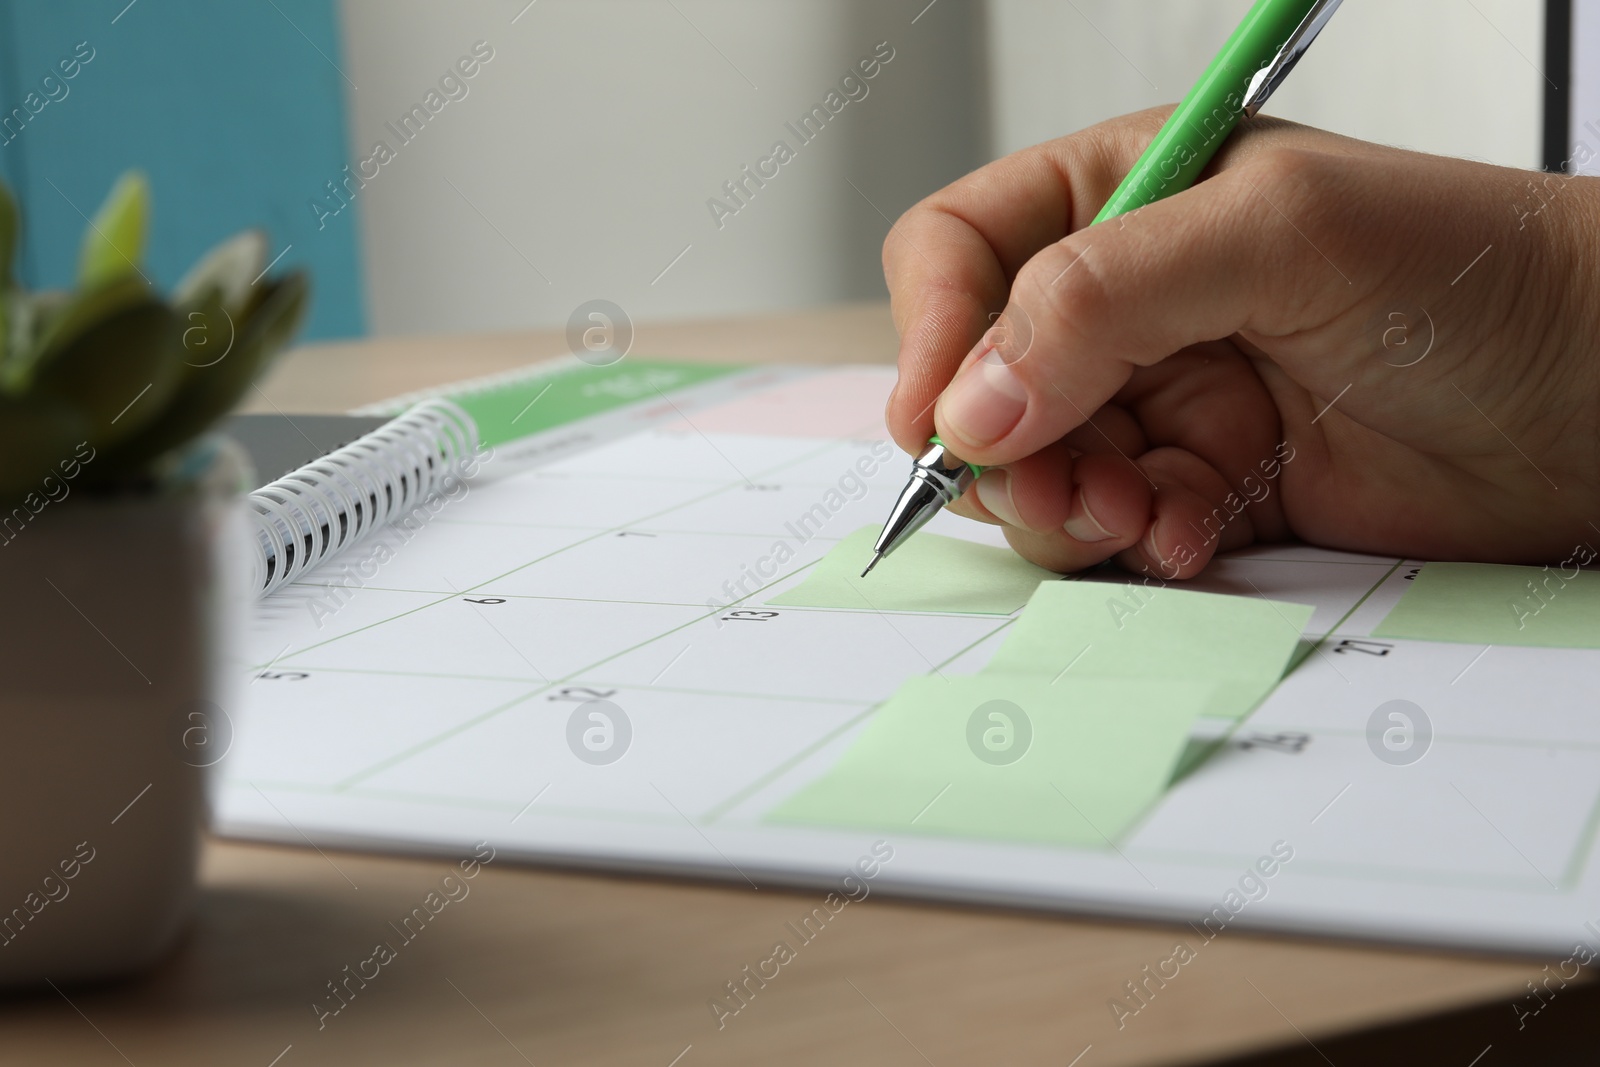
0 438 250 987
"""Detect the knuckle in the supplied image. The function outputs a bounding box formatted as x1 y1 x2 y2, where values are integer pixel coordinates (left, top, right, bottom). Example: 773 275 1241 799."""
1016 236 1113 349
1238 148 1336 225
1234 148 1357 268
1243 146 1325 192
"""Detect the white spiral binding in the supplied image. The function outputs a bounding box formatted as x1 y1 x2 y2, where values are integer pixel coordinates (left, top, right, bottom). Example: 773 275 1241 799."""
247 399 479 597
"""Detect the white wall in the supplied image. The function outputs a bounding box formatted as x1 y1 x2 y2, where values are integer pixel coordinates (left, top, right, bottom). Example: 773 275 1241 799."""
338 0 986 337
987 0 1544 167
340 0 1546 338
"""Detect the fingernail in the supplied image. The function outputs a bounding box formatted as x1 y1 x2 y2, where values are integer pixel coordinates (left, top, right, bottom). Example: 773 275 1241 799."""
938 345 1028 447
1063 487 1114 543
975 470 1023 528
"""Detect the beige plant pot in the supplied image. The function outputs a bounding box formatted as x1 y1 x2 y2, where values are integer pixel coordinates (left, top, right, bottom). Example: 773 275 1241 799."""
0 439 249 987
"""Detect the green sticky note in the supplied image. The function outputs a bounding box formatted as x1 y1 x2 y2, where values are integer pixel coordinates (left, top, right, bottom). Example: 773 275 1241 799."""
1373 562 1600 648
766 675 1210 846
987 581 1314 721
767 526 1059 615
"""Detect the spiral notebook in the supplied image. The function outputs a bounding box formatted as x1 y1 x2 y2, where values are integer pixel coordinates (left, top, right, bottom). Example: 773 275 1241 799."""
234 358 764 595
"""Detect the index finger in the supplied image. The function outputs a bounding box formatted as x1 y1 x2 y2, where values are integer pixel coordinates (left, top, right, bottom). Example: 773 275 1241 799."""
883 108 1172 455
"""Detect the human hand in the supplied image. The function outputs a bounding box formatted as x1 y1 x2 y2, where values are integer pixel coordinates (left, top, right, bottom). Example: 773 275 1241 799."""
883 108 1600 577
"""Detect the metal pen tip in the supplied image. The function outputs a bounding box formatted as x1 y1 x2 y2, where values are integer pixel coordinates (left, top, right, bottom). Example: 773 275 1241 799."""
861 552 883 578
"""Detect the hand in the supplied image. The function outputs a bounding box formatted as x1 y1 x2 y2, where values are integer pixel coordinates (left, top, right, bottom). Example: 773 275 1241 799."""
883 107 1600 578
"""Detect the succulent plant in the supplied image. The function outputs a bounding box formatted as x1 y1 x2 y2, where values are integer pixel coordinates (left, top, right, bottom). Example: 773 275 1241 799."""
0 171 309 501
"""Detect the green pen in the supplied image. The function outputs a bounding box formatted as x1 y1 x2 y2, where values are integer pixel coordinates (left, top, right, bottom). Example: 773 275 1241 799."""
864 0 1342 577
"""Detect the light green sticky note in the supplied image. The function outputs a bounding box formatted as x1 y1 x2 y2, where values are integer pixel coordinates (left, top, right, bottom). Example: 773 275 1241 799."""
766 675 1210 847
1373 562 1600 648
987 581 1314 721
767 525 1059 615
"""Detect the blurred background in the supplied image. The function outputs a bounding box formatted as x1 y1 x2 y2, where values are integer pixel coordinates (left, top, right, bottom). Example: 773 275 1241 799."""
0 0 1544 342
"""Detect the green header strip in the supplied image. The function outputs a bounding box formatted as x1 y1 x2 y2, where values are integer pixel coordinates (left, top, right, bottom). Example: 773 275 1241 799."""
450 359 744 448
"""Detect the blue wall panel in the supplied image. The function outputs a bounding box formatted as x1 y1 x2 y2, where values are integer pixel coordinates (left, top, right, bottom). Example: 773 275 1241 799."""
0 0 364 339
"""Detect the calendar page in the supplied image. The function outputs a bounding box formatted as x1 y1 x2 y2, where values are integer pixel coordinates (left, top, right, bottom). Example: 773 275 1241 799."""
218 364 1600 956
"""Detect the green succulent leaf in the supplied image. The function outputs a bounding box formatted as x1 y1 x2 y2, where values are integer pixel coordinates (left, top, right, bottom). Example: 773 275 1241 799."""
97 269 309 471
77 171 150 290
237 269 311 363
28 284 182 446
20 274 150 388
174 229 266 315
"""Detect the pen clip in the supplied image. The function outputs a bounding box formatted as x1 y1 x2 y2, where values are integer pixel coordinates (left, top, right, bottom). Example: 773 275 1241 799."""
1241 0 1345 118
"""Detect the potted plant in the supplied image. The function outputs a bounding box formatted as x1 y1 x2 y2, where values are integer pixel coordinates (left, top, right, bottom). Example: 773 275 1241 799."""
0 173 308 986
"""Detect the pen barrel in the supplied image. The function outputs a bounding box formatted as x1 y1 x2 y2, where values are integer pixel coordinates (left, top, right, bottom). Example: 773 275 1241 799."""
1093 0 1321 224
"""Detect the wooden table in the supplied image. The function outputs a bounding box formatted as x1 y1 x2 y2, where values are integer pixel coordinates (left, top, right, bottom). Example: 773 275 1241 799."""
2 303 1585 1066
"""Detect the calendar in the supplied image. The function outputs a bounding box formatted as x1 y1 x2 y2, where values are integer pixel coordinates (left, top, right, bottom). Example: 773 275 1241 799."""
219 363 1600 956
